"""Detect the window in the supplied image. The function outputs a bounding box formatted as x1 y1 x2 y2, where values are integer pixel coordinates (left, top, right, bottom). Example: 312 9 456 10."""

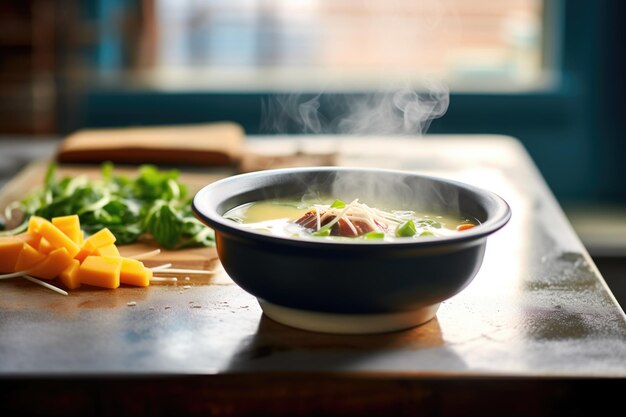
116 0 547 92
64 0 618 203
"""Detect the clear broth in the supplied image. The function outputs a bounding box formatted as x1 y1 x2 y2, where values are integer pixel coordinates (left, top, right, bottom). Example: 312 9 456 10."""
224 198 478 241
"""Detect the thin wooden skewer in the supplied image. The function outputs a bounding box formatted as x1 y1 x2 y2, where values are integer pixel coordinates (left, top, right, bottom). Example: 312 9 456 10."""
22 275 68 296
129 249 161 260
152 268 216 275
150 277 178 283
150 263 173 271
0 270 30 280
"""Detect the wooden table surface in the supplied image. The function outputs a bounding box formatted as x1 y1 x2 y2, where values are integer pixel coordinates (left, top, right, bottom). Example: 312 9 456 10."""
1 135 625 416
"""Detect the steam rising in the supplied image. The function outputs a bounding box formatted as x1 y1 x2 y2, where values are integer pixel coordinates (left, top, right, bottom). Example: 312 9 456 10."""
261 83 449 136
260 82 458 215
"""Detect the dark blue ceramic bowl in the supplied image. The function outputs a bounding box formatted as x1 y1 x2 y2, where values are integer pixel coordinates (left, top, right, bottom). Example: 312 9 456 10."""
192 167 511 333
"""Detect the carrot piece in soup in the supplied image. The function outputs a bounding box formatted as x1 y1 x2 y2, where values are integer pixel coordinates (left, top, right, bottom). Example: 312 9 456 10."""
456 224 476 231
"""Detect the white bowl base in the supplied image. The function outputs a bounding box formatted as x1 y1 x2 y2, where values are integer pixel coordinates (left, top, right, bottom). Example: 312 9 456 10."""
258 299 440 334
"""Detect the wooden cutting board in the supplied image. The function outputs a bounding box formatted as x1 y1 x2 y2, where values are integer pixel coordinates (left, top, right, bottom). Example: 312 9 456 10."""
55 122 244 166
0 160 230 274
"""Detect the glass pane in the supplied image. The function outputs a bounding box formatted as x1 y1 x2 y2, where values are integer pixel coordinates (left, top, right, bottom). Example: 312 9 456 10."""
147 0 545 91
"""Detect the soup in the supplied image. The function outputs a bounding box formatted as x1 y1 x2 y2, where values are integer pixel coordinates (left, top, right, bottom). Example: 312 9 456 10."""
223 198 478 241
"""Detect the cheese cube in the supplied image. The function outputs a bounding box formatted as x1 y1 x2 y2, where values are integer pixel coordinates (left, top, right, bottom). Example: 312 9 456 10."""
29 247 74 280
74 247 91 263
14 243 46 272
73 228 120 264
95 244 120 257
27 216 48 234
38 221 80 258
82 228 116 252
37 238 55 255
78 256 122 289
0 237 24 272
52 215 82 244
59 259 81 290
120 258 151 287
16 232 42 249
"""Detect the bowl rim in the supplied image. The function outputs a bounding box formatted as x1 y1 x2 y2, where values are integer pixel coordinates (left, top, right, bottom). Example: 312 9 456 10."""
192 166 511 249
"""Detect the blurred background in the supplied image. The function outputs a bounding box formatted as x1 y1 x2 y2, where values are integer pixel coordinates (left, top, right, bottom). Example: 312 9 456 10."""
0 0 625 301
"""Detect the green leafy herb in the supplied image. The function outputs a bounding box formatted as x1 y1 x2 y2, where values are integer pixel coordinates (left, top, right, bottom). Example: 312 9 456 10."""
313 228 331 237
362 231 385 239
330 199 346 209
0 162 214 249
415 219 441 229
419 231 434 237
395 219 417 237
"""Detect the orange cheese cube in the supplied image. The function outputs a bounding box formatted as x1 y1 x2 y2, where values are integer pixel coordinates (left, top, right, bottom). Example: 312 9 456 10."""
27 216 48 234
75 242 119 263
95 244 120 257
120 258 151 287
14 243 46 272
59 259 81 290
29 247 74 280
38 221 80 258
74 247 91 263
52 215 82 244
78 256 122 289
82 228 116 252
16 232 42 249
37 238 55 255
0 237 24 272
